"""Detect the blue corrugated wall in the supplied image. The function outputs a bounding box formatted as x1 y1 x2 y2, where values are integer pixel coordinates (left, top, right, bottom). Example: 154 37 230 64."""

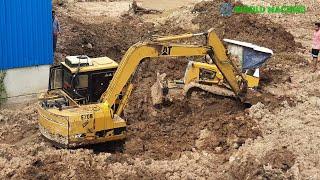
0 0 53 70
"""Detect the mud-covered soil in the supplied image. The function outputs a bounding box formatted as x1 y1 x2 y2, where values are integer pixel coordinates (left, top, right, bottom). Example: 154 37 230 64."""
192 1 302 53
0 106 38 145
124 59 261 160
1 0 319 179
55 0 300 61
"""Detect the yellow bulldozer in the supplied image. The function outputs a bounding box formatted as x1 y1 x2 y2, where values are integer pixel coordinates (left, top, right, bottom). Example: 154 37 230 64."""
151 60 261 106
37 28 272 148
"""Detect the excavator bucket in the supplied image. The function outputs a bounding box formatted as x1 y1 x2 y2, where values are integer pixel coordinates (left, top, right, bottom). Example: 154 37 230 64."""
151 73 168 106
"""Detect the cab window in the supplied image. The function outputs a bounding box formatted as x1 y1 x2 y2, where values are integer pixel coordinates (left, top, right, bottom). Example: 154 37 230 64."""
49 66 63 90
63 70 72 89
75 75 88 89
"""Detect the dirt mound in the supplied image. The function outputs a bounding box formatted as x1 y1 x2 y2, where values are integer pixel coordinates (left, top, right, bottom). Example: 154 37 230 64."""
57 14 187 62
235 94 320 179
123 59 261 160
260 52 306 86
57 1 300 63
192 1 301 53
228 147 295 179
0 105 38 145
263 148 296 172
1 141 225 179
60 16 155 61
0 142 114 179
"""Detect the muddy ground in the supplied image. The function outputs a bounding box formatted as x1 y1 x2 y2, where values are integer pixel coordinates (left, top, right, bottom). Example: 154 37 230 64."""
1 0 320 179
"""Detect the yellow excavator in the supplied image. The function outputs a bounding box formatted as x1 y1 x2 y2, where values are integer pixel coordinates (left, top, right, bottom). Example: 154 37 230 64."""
37 28 268 148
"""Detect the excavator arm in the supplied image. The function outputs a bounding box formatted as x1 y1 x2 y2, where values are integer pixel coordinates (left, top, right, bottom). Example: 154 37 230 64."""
100 29 247 108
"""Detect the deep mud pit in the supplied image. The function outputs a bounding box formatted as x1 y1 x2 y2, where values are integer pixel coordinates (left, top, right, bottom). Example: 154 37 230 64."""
1 0 319 179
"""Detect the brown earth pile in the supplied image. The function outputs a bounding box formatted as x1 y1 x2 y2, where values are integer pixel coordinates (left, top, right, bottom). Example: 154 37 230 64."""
192 1 301 52
61 16 155 60
228 147 296 179
57 0 300 61
58 15 185 61
124 59 261 160
0 106 38 145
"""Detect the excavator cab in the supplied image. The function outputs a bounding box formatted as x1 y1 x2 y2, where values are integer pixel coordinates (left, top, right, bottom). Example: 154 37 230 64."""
38 55 128 147
47 56 118 105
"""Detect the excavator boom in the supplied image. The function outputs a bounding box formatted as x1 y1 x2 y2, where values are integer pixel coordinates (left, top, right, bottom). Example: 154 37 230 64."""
100 29 246 107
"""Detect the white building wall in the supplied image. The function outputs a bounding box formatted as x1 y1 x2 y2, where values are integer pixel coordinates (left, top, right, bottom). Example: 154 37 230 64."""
3 65 50 103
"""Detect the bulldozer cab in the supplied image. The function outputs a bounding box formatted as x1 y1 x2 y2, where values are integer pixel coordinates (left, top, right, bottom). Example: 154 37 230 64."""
49 56 118 104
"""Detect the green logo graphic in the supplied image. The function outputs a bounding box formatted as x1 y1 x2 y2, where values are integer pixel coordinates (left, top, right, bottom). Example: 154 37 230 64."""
220 2 233 17
234 5 306 14
220 0 307 15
